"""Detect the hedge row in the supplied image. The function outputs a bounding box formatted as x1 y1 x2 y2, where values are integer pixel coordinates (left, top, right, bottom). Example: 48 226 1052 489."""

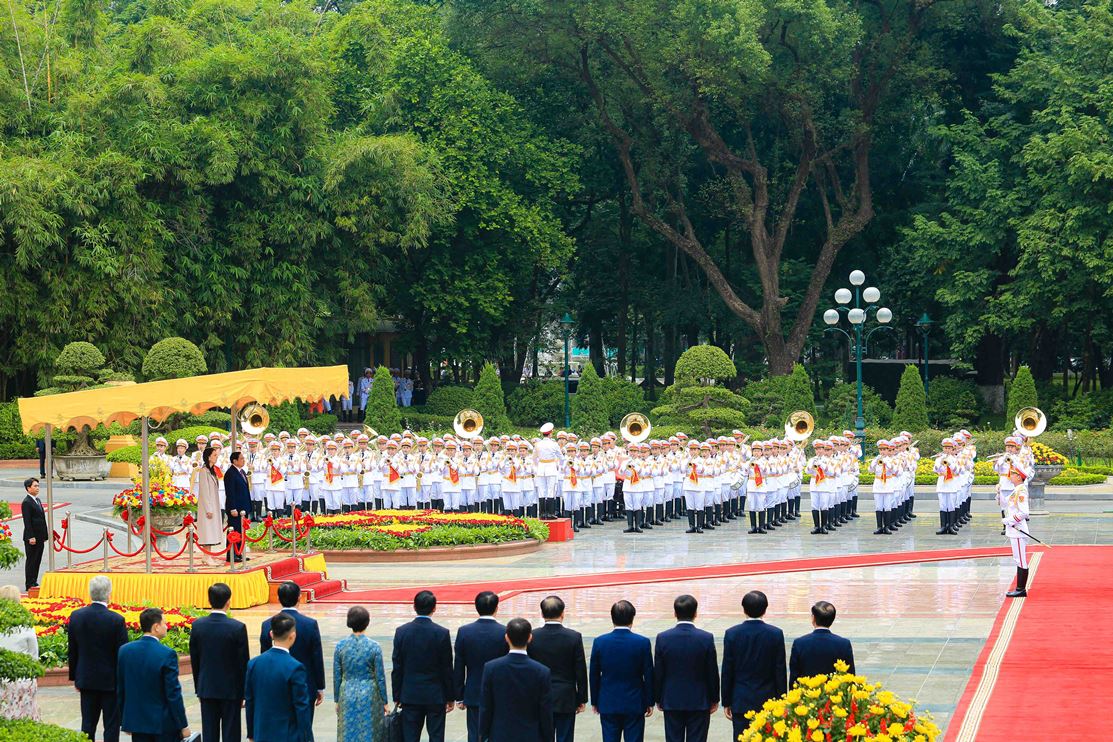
0 720 87 742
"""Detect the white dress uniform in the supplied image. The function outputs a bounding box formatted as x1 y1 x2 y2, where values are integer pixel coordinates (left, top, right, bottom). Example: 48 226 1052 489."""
380 445 401 509
999 477 1033 597
169 453 192 491
264 445 286 515
933 445 961 535
869 444 896 534
533 430 563 518
304 444 324 514
322 446 345 513
283 445 306 513
441 446 463 512
805 445 835 534
248 448 268 515
459 448 479 510
682 447 705 527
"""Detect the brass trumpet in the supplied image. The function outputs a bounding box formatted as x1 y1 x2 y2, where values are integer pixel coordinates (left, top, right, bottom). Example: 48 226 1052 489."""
785 410 814 442
453 409 484 439
620 412 652 444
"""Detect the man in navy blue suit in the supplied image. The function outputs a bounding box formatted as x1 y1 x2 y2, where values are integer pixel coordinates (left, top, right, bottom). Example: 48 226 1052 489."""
479 618 554 742
528 596 588 742
69 575 129 742
721 591 787 740
653 595 719 742
454 590 508 742
789 601 855 687
589 600 654 742
392 590 454 742
260 581 325 729
225 452 252 562
245 612 313 742
190 583 250 742
116 608 191 742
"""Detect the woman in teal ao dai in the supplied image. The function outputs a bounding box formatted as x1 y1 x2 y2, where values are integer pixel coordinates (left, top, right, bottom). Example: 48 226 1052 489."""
334 606 389 742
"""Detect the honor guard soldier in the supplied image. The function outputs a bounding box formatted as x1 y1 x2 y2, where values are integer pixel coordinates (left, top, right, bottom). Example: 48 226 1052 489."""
805 440 835 535
283 438 306 516
999 465 1033 597
933 438 961 535
247 438 268 520
869 440 896 535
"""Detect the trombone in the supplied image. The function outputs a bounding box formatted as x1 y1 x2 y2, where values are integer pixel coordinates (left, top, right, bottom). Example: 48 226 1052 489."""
453 409 484 439
620 412 652 444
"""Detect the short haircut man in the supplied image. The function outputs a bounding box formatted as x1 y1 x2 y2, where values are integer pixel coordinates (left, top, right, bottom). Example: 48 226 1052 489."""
277 581 301 608
475 590 499 616
742 590 769 619
208 582 232 610
140 608 163 634
23 477 39 491
610 600 636 626
270 611 296 641
540 595 564 620
414 589 437 616
88 575 112 603
673 594 697 622
506 618 532 649
811 601 836 628
230 451 243 465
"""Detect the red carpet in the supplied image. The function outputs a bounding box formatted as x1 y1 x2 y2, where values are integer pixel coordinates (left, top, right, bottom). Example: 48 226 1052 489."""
946 545 1113 741
322 545 1014 604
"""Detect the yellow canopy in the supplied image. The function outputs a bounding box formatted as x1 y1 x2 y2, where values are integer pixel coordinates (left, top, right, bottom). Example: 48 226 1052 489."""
17 366 350 433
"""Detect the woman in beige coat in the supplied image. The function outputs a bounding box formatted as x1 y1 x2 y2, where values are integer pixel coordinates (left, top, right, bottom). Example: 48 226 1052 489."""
196 446 225 567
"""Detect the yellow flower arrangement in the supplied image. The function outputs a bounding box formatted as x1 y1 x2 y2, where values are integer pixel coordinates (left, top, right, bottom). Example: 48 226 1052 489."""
739 661 941 742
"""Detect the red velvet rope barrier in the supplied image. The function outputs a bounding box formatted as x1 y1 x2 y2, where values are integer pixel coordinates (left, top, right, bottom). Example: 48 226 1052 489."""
52 530 106 555
104 532 145 558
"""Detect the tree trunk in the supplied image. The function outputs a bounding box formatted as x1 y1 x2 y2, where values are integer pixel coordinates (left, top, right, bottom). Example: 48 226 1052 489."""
644 312 657 401
616 193 631 379
413 333 432 397
589 321 605 376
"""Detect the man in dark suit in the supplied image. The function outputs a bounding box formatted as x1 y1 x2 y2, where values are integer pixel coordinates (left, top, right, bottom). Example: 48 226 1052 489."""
69 575 129 742
190 583 249 741
392 589 454 742
789 601 855 687
654 595 719 742
245 612 313 742
260 581 325 727
20 477 47 590
116 608 191 742
225 452 252 562
454 590 507 742
721 591 787 740
480 618 554 742
528 595 588 742
589 600 654 742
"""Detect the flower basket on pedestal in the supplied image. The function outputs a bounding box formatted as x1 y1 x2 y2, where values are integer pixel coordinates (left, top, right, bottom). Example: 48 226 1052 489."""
113 460 196 553
1029 442 1067 515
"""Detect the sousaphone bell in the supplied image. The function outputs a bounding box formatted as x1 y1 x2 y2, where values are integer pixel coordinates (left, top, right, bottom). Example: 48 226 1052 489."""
620 412 652 444
785 410 814 442
453 409 484 439
238 403 270 436
1014 407 1047 437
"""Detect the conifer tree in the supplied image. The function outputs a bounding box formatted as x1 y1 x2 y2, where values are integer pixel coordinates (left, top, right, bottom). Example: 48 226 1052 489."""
892 364 929 431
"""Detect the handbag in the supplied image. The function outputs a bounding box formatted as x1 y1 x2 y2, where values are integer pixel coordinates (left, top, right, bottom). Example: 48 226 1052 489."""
384 707 403 742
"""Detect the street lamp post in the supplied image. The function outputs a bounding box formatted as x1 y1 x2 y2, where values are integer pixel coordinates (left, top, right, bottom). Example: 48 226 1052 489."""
823 270 893 458
916 312 934 395
561 312 573 428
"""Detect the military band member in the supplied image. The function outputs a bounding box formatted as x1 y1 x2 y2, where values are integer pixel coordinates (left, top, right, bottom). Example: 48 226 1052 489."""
1000 466 1032 598
283 438 305 517
170 439 192 491
304 436 324 514
396 438 419 509
805 440 835 535
247 438 268 520
263 440 285 517
934 438 961 535
869 440 895 535
321 440 345 514
379 440 401 510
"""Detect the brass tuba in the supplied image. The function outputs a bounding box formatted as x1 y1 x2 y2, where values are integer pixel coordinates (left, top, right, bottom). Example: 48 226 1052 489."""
785 410 814 442
239 403 270 436
453 409 484 439
1014 407 1047 437
620 412 652 444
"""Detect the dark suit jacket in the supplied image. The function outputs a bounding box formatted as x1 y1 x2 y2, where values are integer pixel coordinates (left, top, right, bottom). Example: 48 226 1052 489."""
589 628 654 715
245 647 313 742
789 628 855 687
21 494 47 543
528 622 588 714
392 616 454 705
654 623 719 711
225 465 252 516
260 608 326 696
190 611 250 700
454 617 507 706
116 636 188 736
479 652 553 742
68 603 129 692
721 619 787 715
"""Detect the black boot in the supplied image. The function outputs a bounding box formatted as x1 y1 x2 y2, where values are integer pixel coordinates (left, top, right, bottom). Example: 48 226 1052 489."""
810 510 824 535
580 507 591 529
623 511 638 534
685 511 699 534
571 509 580 532
641 508 653 529
695 509 705 533
749 511 762 535
592 504 604 525
635 509 646 533
883 509 895 534
821 509 833 533
851 495 860 518
702 506 715 530
757 509 768 534
873 511 887 535
908 496 917 518
710 504 721 526
947 509 960 535
1006 567 1029 598
778 501 788 525
936 511 950 535
654 503 664 526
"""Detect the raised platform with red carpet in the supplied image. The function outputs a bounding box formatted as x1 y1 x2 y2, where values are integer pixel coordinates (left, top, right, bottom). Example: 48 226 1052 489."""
946 545 1113 742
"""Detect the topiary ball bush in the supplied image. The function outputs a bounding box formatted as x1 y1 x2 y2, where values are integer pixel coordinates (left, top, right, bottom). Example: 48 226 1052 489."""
55 342 105 376
674 345 736 385
423 386 474 417
142 337 207 381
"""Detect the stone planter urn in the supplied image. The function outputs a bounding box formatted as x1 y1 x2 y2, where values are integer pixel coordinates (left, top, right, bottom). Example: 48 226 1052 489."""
54 425 111 481
150 511 186 552
1029 464 1062 515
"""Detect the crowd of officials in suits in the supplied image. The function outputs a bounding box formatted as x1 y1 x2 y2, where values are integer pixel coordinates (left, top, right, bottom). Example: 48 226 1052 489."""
66 574 855 742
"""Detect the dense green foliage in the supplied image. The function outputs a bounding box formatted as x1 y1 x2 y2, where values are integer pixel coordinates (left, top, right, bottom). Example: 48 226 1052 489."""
142 338 207 381
0 601 33 635
471 363 510 432
365 366 402 433
892 366 930 432
927 378 983 429
824 383 893 429
1007 366 1040 424
422 386 474 417
0 719 89 742
507 382 565 427
0 647 44 681
571 364 610 435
